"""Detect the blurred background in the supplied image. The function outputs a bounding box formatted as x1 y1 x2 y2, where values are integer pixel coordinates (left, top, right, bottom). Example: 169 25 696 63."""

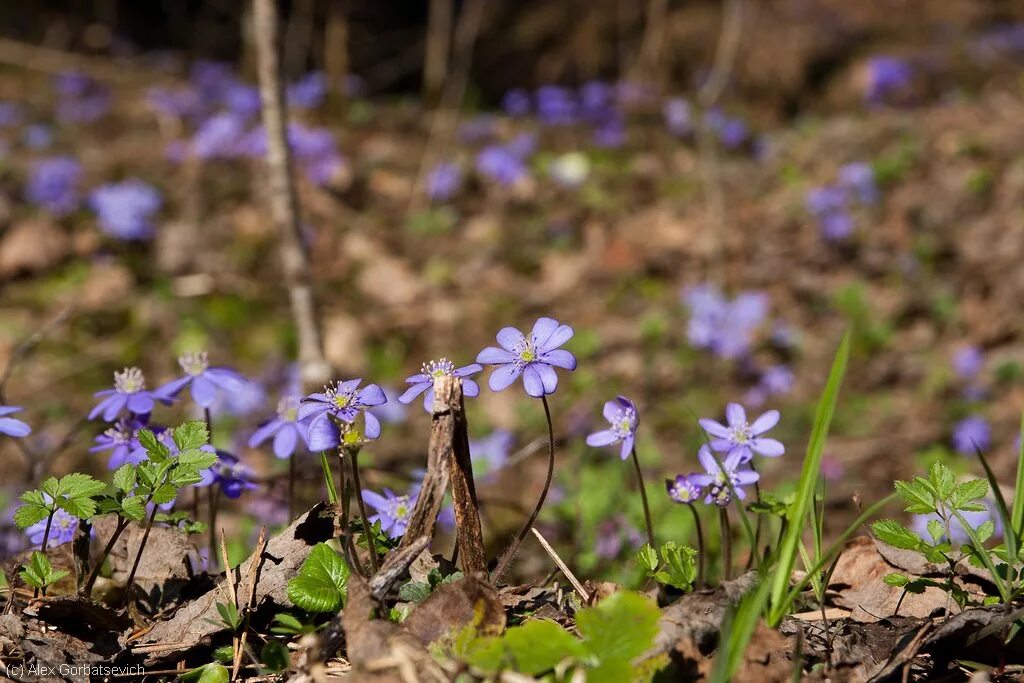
2 0 1024 580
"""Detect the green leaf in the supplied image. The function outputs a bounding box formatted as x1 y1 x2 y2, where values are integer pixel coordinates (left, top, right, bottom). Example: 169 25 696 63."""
894 480 935 515
504 619 586 675
216 601 241 630
577 591 660 664
270 613 312 635
113 465 137 493
398 581 432 603
928 463 956 501
871 519 924 551
286 543 349 613
180 663 229 683
20 551 68 589
178 449 218 471
120 496 146 522
57 495 98 520
39 477 60 499
168 465 204 489
137 429 170 462
636 544 658 573
951 479 989 511
57 473 106 500
977 520 996 544
212 644 234 664
173 421 210 452
883 573 910 587
462 635 507 673
13 502 49 529
261 640 290 672
659 542 697 591
769 331 849 625
150 483 178 505
926 519 945 544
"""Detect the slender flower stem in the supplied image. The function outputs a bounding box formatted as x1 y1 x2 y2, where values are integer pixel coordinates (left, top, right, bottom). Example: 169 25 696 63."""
205 408 217 570
686 503 705 588
287 453 296 520
748 459 763 569
125 503 160 590
348 448 379 573
34 510 55 598
337 454 365 578
83 517 129 595
319 451 338 504
629 446 656 549
719 507 732 581
492 395 556 582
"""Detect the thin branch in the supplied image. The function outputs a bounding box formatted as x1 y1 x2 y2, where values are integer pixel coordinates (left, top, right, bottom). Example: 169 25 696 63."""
252 0 331 391
531 528 590 604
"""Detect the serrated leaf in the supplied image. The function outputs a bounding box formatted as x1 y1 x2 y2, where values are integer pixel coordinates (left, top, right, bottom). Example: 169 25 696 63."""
636 544 658 573
286 543 349 613
168 465 204 488
871 519 925 551
138 429 170 461
576 591 660 664
173 421 210 452
121 496 146 521
504 619 587 675
39 477 60 499
13 503 48 529
883 573 909 587
951 479 989 511
928 462 956 501
57 495 98 520
20 551 67 589
894 480 934 515
660 542 697 590
151 483 178 505
977 520 996 544
178 449 218 471
927 519 945 544
112 465 137 493
57 473 106 500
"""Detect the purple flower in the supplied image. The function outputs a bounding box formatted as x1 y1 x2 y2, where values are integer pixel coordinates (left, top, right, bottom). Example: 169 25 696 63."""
287 72 328 110
361 487 417 537
578 81 615 122
0 406 31 438
806 186 847 216
952 416 991 455
146 86 204 120
90 417 149 469
470 430 513 477
759 365 794 396
592 117 627 149
865 56 913 104
594 515 644 560
298 379 387 450
476 317 577 397
197 451 257 499
666 474 704 505
25 156 82 216
53 71 111 123
457 115 498 143
476 145 528 186
705 109 748 149
89 367 166 421
838 162 878 205
952 346 984 380
699 402 784 462
663 97 692 137
89 180 162 240
26 508 78 547
502 88 531 117
192 113 248 159
586 396 639 460
223 83 262 120
820 211 854 241
691 446 759 506
0 102 22 128
23 125 53 149
249 397 309 459
426 162 462 201
156 352 249 409
536 85 577 126
683 285 769 359
398 358 483 412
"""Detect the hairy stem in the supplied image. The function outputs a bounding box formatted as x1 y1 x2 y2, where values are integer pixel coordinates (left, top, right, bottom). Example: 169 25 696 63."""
83 517 128 596
630 446 656 549
348 448 379 573
687 503 706 588
492 395 556 583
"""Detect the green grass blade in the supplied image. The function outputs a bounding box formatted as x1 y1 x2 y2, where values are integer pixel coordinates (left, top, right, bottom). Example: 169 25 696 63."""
768 331 850 625
971 444 1017 563
1013 412 1024 541
320 451 339 504
709 575 773 683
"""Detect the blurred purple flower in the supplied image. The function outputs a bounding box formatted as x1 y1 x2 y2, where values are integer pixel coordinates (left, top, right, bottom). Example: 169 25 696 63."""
192 112 248 159
536 85 577 126
223 82 262 120
457 115 498 143
249 397 308 459
425 162 462 201
23 124 53 149
476 317 577 397
53 71 111 123
90 367 166 421
952 346 984 380
0 102 22 128
146 86 203 120
592 116 626 148
502 88 531 117
476 145 528 186
25 156 82 216
287 72 328 110
865 56 913 104
156 352 249 409
369 387 408 425
0 407 31 438
594 515 644 560
26 508 78 547
683 284 769 359
953 416 991 455
89 179 162 240
838 162 878 204
398 358 482 412
663 97 692 137
197 451 257 499
578 81 615 121
666 474 704 505
470 430 513 476
362 487 417 537
586 395 639 460
90 417 149 469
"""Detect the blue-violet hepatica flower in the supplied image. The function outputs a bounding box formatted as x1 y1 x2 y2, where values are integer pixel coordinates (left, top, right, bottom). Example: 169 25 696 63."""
362 487 417 538
692 446 759 506
157 352 249 408
477 317 577 397
666 474 705 505
699 402 784 462
299 379 387 450
586 395 639 459
0 406 31 438
249 397 309 459
398 358 482 412
90 367 165 421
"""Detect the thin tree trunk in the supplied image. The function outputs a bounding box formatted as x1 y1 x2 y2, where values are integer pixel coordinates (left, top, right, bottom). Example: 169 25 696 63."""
423 0 453 103
252 0 332 391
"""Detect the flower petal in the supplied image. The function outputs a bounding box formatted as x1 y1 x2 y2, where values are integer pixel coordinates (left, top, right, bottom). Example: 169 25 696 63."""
205 368 248 391
537 324 574 353
358 383 387 407
535 363 559 394
248 420 282 447
725 403 746 427
398 381 430 404
540 349 576 370
273 426 297 459
697 445 719 474
191 375 218 407
521 366 545 397
361 490 389 511
530 317 560 346
749 410 779 435
127 393 154 416
488 364 522 392
603 400 622 423
619 434 634 460
462 378 480 397
698 418 730 439
476 346 515 365
496 327 526 352
363 411 382 439
155 376 191 400
0 406 22 418
306 413 339 451
454 363 483 377
751 438 785 457
0 417 31 438
586 429 619 447
297 400 327 421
